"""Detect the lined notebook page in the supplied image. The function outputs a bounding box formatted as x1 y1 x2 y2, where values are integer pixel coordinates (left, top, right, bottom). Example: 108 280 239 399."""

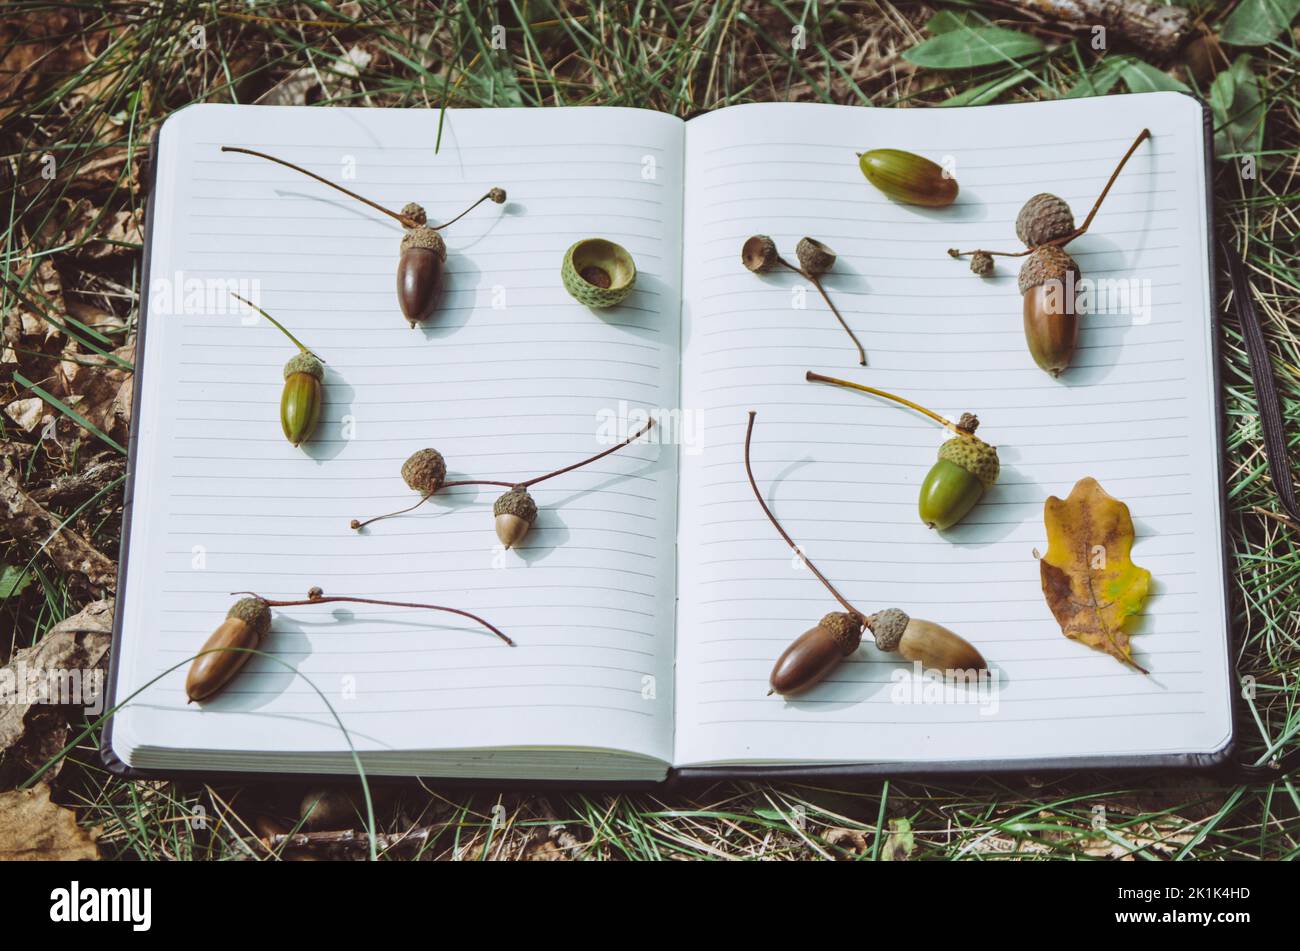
113 105 683 776
674 96 1231 768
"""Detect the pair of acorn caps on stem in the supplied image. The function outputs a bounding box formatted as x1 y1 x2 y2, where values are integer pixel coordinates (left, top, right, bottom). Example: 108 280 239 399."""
745 412 987 696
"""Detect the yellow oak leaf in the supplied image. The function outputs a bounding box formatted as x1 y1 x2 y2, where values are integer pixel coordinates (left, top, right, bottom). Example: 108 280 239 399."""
1039 478 1152 672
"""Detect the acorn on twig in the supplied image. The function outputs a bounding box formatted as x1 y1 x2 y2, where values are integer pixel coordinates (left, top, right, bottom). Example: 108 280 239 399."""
231 293 324 449
351 420 655 550
948 129 1150 376
745 412 987 697
222 147 505 328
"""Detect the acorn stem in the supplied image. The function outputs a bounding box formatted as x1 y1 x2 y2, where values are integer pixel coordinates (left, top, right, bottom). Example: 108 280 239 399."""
348 420 654 530
776 258 866 366
229 590 513 646
805 371 973 436
221 146 420 228
230 292 318 359
433 191 503 231
947 247 1032 259
744 411 864 622
1068 127 1151 240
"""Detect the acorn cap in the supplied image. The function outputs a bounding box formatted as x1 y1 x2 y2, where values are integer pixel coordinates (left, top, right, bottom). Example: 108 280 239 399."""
820 611 863 655
401 448 447 495
1018 245 1079 296
1015 192 1075 247
401 202 428 225
796 237 836 276
742 235 778 273
400 225 447 261
488 187 507 204
868 608 910 653
493 486 538 524
938 434 1000 489
283 351 324 381
970 251 994 277
227 597 272 640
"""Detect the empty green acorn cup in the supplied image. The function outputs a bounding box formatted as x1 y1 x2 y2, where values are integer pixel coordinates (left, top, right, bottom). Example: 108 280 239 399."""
562 238 636 307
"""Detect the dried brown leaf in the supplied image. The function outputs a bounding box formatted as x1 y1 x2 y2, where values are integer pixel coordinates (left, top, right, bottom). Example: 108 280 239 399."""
0 784 100 860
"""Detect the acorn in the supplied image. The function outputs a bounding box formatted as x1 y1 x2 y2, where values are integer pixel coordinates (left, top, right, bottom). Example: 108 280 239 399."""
741 234 866 365
493 485 538 549
947 129 1150 376
397 217 448 328
221 147 504 328
561 238 637 307
807 373 1000 532
1019 245 1081 377
746 412 988 696
857 148 958 207
351 421 655 537
867 608 986 673
185 597 272 703
769 611 863 696
185 589 513 703
281 351 324 447
232 293 325 449
918 418 1000 531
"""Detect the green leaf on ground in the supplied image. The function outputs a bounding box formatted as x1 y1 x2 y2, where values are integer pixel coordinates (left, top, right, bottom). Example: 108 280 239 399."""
1121 60 1190 94
1220 0 1300 47
904 26 1043 69
925 10 984 34
0 565 33 600
1212 55 1266 160
1065 55 1132 98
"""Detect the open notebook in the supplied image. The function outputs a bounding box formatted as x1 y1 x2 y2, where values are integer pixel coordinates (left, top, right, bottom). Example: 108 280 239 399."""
104 93 1232 783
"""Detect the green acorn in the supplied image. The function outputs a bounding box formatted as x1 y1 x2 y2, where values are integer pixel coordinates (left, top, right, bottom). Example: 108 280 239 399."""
806 373 1000 532
857 149 958 207
233 294 324 449
562 238 636 307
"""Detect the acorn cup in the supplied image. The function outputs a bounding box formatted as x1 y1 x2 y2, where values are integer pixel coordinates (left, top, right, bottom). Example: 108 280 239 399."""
350 420 655 546
184 588 513 703
561 238 637 307
947 129 1150 376
231 293 324 449
222 147 505 328
745 412 987 697
857 149 958 207
742 234 866 365
806 372 1000 531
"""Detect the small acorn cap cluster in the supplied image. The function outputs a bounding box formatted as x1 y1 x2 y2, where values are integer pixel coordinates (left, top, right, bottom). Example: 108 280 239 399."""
401 448 447 495
821 611 864 655
401 202 428 226
283 351 324 381
969 251 994 277
488 187 507 204
1018 245 1080 296
867 607 909 653
228 596 273 640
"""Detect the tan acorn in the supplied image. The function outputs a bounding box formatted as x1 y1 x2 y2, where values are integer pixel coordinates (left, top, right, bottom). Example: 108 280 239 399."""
222 147 504 327
867 608 986 673
185 589 513 703
746 412 987 696
351 421 655 540
493 485 538 549
948 129 1150 376
1019 245 1081 377
741 234 865 365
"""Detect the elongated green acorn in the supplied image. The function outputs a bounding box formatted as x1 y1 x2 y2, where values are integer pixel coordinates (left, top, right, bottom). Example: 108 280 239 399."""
858 149 958 207
281 352 323 447
918 421 1000 531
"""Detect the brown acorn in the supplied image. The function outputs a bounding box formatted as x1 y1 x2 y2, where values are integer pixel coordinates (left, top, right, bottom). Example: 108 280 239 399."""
401 448 447 495
493 485 538 549
185 589 513 703
947 129 1150 376
1019 246 1080 377
769 611 863 696
186 597 272 703
221 147 504 328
